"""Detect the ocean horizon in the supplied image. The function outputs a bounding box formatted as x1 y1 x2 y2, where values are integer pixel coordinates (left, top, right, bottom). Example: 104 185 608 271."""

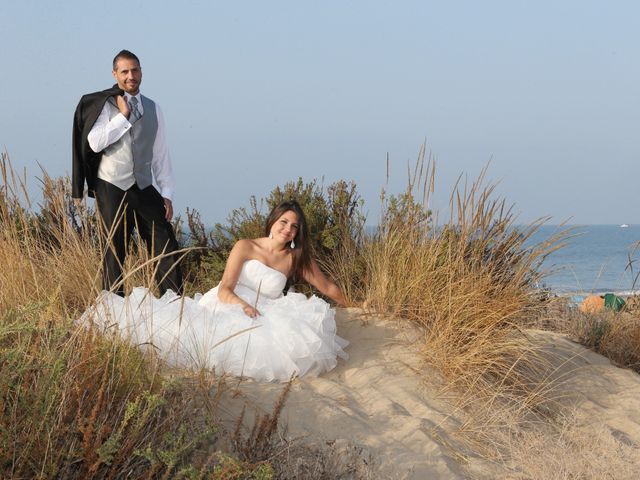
197 223 639 296
526 224 639 295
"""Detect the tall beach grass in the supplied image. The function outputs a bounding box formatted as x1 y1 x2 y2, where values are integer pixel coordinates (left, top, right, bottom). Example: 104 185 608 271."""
0 152 277 478
361 150 564 400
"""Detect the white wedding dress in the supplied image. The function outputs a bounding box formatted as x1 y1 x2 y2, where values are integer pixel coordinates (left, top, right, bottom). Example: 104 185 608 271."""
82 259 349 382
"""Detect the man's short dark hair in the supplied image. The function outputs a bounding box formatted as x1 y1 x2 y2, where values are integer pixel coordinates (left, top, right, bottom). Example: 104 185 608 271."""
112 50 140 70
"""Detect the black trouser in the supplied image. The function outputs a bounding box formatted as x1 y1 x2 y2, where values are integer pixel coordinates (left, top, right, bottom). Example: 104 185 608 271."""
95 178 183 296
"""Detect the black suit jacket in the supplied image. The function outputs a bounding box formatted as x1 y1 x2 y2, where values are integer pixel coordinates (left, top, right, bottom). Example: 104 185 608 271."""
72 84 124 198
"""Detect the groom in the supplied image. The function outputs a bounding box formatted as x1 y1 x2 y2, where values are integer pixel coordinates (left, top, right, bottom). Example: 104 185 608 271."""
72 49 183 296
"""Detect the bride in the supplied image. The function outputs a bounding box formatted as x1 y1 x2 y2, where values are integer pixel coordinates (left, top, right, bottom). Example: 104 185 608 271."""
84 200 349 382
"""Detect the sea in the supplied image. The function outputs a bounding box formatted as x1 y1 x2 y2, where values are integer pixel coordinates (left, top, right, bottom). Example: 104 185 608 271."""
526 224 640 296
205 223 640 297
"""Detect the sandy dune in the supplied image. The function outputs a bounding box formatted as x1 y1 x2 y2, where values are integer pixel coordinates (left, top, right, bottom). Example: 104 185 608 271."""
535 329 640 442
218 310 640 479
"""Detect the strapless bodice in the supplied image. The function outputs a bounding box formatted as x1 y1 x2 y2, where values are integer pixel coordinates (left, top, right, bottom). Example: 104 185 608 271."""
235 259 287 299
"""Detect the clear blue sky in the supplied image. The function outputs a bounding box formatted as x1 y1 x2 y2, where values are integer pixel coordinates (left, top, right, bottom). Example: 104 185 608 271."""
1 1 638 225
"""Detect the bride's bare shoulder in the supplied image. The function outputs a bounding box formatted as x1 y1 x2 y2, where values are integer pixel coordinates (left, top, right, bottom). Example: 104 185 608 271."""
233 238 265 253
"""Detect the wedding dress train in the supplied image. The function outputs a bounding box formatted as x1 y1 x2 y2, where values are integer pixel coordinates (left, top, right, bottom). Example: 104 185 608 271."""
83 259 349 382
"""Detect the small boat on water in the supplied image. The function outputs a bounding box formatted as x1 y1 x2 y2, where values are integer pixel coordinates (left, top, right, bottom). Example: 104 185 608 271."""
620 224 630 228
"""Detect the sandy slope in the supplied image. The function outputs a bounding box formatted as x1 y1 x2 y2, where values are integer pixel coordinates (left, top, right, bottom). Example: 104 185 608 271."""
218 310 640 479
534 329 640 443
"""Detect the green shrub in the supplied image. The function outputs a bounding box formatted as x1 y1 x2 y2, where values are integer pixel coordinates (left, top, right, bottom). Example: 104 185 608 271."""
181 178 366 303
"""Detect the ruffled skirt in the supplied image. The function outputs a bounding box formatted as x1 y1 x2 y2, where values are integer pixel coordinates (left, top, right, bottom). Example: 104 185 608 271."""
81 286 349 382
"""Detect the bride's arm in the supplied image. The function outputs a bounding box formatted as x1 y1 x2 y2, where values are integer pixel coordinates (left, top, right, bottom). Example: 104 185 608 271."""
217 240 260 317
303 259 347 307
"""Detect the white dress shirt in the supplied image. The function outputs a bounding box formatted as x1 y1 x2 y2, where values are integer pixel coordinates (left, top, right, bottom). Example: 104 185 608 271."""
87 92 175 200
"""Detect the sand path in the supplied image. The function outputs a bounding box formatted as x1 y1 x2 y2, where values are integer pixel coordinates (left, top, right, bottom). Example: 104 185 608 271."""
218 311 640 479
535 330 640 448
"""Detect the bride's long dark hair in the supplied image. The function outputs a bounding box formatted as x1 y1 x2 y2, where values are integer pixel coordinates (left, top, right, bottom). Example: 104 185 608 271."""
264 200 311 283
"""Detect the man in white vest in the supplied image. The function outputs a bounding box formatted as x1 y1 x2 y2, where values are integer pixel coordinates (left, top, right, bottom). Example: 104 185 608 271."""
73 50 182 296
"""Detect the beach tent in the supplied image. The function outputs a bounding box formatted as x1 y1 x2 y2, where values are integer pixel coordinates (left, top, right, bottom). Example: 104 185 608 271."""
603 293 626 312
579 294 626 313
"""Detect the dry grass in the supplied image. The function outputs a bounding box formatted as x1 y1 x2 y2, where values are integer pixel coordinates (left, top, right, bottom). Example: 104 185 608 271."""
343 148 608 476
534 291 640 374
0 152 282 478
0 161 99 314
557 307 640 373
455 405 640 480
228 383 376 480
361 148 566 405
507 415 640 479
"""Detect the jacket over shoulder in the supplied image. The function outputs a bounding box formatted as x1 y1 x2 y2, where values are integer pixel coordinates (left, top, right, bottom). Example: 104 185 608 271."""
72 84 124 198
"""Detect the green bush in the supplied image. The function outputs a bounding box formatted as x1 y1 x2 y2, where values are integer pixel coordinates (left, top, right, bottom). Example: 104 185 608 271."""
181 178 366 302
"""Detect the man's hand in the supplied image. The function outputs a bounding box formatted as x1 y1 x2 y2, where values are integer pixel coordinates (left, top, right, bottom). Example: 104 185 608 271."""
72 198 87 225
163 198 173 221
116 95 130 119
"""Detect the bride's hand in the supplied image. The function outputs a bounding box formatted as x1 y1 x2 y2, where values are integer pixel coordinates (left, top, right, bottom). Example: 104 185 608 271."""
242 304 260 318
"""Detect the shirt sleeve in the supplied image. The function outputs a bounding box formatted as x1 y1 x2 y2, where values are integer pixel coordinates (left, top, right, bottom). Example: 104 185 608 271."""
151 104 175 201
87 102 132 153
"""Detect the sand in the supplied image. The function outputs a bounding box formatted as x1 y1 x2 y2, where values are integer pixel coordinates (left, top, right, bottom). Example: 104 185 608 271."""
217 309 640 479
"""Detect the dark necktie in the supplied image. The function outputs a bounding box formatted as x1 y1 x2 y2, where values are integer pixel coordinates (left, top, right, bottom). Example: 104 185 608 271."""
128 96 141 123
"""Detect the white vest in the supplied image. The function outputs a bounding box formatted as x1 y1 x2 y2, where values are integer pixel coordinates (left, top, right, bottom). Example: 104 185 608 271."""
97 95 158 190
